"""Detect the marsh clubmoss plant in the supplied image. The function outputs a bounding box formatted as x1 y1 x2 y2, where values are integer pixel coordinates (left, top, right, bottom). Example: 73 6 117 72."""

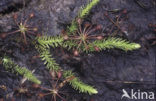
79 0 100 18
37 35 64 48
63 70 98 95
35 0 140 95
37 30 140 54
35 44 60 71
36 0 140 54
2 57 41 84
68 0 100 34
35 43 98 95
87 37 141 52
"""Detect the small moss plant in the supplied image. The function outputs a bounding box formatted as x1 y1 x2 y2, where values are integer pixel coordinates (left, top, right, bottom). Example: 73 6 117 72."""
2 56 41 84
63 70 98 94
68 0 100 34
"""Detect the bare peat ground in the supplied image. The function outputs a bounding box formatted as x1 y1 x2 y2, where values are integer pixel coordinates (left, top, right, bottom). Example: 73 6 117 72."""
0 0 156 101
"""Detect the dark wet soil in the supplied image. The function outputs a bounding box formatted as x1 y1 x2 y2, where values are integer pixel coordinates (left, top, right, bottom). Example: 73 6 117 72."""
0 0 156 101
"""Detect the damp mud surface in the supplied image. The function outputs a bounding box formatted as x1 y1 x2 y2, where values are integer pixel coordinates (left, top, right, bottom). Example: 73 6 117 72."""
0 0 156 101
